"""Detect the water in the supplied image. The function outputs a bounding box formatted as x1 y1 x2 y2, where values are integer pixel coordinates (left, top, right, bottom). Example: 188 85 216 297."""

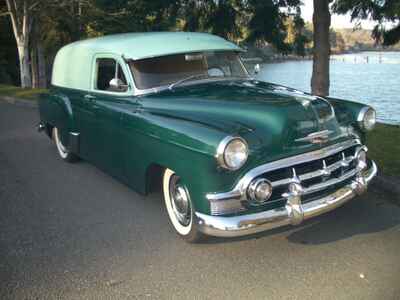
255 51 400 124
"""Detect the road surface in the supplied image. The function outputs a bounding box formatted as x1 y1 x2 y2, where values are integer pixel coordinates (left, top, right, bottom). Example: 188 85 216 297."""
1 101 399 299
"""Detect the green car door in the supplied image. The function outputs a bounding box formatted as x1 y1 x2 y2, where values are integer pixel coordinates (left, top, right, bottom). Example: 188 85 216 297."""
81 56 134 179
72 89 97 160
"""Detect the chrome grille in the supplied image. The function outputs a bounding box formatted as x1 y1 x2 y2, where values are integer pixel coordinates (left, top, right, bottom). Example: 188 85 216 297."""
206 140 366 216
250 145 363 206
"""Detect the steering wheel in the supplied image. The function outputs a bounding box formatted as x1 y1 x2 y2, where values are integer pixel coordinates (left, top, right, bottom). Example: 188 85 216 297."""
208 67 224 77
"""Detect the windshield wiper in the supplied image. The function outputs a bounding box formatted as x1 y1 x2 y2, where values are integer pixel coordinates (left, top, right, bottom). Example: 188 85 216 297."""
168 74 210 90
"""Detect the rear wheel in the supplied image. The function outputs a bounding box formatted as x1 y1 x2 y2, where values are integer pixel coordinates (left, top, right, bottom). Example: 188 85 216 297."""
162 168 204 242
53 127 78 162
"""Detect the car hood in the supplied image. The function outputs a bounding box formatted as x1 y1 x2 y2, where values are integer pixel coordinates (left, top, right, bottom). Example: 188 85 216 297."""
139 80 351 163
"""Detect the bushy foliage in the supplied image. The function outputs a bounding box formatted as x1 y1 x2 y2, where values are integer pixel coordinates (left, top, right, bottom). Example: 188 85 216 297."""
0 18 18 84
334 0 400 46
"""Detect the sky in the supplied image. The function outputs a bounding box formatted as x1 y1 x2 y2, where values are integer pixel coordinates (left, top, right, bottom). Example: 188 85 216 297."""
301 0 378 30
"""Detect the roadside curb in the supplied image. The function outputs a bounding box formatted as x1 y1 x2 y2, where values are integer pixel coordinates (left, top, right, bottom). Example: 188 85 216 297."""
1 96 38 108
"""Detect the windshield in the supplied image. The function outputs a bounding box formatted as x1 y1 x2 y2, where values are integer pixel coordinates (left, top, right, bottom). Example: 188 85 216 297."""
129 51 249 90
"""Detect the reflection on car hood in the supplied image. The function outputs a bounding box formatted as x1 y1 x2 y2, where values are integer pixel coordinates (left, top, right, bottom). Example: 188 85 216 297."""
140 80 351 161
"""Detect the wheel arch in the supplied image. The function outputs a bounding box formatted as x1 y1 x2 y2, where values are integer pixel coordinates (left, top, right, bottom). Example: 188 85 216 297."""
140 153 214 214
145 163 165 195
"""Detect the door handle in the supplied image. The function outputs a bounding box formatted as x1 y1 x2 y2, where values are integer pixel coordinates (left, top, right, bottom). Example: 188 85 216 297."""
84 94 96 101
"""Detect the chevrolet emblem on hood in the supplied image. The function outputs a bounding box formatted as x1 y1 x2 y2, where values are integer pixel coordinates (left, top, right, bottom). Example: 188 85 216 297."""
295 130 333 144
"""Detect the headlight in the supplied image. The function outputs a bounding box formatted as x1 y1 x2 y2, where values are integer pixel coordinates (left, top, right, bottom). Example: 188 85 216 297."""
216 136 248 170
357 107 376 131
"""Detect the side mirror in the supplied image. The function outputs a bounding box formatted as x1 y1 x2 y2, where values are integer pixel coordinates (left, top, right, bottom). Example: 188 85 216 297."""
254 64 261 75
109 78 128 92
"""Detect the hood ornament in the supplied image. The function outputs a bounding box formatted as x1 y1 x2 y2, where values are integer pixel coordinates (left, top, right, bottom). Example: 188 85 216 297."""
295 130 332 144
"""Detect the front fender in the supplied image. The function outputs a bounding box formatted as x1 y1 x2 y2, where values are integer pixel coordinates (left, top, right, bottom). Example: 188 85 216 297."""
326 97 369 126
326 97 372 141
121 109 236 214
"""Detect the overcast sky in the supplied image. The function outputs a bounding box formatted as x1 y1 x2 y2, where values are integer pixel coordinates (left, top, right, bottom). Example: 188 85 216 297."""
301 0 378 29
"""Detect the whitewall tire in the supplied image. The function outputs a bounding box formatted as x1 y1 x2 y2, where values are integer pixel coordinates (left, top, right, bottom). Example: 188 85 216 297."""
53 127 78 162
163 168 204 242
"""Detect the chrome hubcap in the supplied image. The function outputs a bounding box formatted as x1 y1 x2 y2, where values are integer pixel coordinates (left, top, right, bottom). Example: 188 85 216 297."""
169 175 191 226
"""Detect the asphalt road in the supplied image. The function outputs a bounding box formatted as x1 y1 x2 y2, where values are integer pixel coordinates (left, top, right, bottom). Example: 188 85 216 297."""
1 101 400 300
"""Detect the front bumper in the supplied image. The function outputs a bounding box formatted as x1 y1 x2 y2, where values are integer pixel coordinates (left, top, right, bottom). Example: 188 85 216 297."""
195 161 377 238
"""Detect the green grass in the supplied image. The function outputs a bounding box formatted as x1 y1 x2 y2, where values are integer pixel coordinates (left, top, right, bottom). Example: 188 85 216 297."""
0 84 48 100
367 123 400 178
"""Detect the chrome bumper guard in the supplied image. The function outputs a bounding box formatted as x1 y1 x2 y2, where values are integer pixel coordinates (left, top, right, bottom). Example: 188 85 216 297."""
196 161 377 238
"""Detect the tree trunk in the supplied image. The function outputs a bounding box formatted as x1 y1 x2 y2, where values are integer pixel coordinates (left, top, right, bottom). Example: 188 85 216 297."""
17 42 32 88
6 0 33 88
311 0 331 96
37 44 47 88
31 45 38 88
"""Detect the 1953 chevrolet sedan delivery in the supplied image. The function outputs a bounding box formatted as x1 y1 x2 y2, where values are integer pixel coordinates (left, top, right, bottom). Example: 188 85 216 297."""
38 32 377 242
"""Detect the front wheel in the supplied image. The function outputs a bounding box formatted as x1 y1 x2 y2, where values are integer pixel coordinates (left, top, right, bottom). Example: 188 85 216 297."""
163 169 204 243
53 127 78 162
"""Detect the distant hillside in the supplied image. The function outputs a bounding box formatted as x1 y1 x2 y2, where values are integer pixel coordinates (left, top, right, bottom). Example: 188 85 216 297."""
337 29 375 48
307 22 400 53
333 28 400 52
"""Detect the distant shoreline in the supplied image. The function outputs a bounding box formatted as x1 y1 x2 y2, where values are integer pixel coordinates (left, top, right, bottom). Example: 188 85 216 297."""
243 49 400 65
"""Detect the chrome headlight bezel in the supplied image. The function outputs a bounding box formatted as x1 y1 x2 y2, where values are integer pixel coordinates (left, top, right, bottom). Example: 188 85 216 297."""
216 136 249 171
357 107 376 131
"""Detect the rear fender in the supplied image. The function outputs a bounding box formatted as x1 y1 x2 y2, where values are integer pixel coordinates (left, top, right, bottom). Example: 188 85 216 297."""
39 89 76 149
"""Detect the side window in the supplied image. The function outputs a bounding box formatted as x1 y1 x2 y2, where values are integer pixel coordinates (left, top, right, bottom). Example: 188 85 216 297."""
95 58 128 92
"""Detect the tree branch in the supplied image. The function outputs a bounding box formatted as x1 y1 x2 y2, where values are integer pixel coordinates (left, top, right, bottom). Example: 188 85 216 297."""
11 0 20 27
5 0 20 42
22 0 27 37
22 0 31 43
28 1 40 11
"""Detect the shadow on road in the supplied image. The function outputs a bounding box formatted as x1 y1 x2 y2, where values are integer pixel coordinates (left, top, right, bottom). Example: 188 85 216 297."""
286 192 400 245
203 189 400 245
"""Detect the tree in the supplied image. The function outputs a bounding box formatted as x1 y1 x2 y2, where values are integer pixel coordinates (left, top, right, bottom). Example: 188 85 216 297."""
311 0 332 96
179 0 242 41
334 0 400 46
92 0 180 34
2 0 36 88
245 0 302 53
1 0 122 88
0 16 18 84
292 8 310 56
1 0 70 88
330 29 346 53
205 0 241 40
30 1 92 88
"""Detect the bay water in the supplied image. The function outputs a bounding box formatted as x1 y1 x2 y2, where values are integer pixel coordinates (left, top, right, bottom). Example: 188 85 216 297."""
255 51 400 124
